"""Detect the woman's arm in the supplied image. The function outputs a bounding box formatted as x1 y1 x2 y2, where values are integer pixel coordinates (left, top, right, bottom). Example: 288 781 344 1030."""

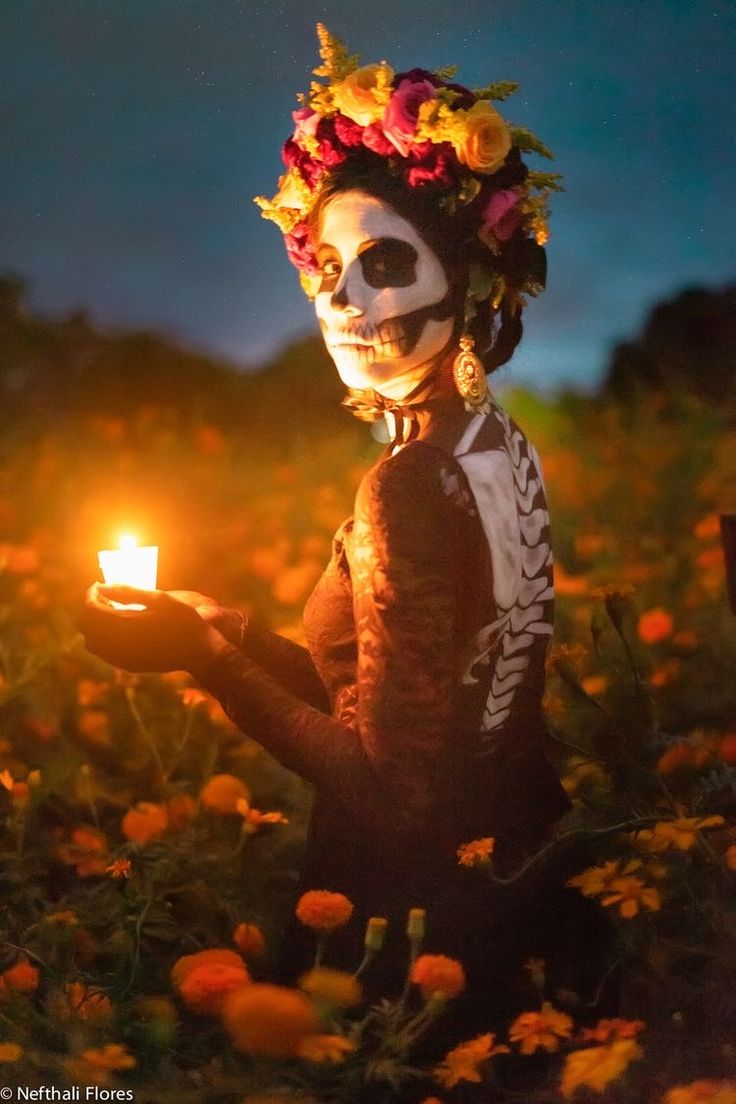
193 444 458 843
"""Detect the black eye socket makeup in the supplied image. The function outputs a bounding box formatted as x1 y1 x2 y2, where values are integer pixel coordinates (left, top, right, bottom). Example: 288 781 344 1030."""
316 237 419 296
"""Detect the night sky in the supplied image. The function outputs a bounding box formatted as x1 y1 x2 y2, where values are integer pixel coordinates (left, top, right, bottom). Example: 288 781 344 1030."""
2 0 734 392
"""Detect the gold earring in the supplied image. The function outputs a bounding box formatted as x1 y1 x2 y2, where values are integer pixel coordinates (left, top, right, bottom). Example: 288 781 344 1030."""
452 336 491 415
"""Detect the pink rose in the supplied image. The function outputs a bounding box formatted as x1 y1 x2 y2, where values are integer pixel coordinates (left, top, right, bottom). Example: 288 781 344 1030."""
291 107 320 146
383 78 436 156
481 188 523 241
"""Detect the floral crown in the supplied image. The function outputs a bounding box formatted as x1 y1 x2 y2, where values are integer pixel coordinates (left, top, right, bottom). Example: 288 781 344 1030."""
255 25 563 318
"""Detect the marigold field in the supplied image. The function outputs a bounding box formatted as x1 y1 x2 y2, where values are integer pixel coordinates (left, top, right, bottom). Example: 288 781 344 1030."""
1 368 736 1102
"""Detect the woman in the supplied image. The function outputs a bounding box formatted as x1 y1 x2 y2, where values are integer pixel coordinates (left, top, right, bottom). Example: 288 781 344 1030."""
81 28 580 1031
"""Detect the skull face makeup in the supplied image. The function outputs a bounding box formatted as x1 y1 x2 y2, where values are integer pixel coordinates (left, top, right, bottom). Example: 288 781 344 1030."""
314 191 457 399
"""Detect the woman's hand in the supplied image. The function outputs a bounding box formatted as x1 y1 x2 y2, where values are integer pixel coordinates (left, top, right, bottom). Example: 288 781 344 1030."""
79 584 229 674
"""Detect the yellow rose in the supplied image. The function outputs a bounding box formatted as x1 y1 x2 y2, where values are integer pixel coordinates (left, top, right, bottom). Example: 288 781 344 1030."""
453 101 511 175
332 63 394 127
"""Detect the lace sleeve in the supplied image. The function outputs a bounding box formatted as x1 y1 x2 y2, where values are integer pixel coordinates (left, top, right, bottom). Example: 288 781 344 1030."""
193 445 458 841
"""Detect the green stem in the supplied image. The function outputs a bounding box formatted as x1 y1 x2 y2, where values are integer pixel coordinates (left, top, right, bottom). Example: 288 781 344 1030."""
124 685 167 782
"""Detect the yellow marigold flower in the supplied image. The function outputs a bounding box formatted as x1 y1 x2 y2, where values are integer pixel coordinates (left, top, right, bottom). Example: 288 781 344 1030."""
332 63 394 126
0 1043 23 1062
410 955 466 1000
433 1032 509 1089
297 1033 355 1063
121 801 169 845
200 773 251 814
600 875 661 919
295 890 354 931
233 922 266 959
637 606 674 644
79 1043 136 1073
561 1039 643 1098
509 1002 574 1054
457 837 495 868
299 967 362 1008
222 983 320 1057
106 858 131 879
664 1080 736 1104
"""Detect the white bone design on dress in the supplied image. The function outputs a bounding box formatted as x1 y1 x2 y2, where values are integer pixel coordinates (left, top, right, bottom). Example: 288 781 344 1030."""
453 409 553 740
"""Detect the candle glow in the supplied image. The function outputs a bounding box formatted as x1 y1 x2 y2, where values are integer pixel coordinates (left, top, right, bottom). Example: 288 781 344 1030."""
98 534 158 609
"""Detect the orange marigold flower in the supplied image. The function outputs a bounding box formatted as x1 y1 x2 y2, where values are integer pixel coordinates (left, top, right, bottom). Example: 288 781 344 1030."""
561 1039 643 1098
56 826 108 876
694 513 722 541
0 958 40 996
0 1043 23 1061
600 875 662 918
581 674 608 697
295 890 354 932
568 859 638 897
171 948 250 1014
633 816 724 854
509 1002 574 1054
717 734 736 764
457 837 495 868
121 801 169 845
579 1017 645 1043
166 792 197 830
233 922 266 959
297 1033 355 1063
664 1080 736 1104
433 1032 509 1089
222 983 320 1057
637 607 674 644
200 773 251 814
298 967 362 1008
657 742 711 775
106 858 131 879
410 955 466 1000
725 845 736 872
79 1043 136 1072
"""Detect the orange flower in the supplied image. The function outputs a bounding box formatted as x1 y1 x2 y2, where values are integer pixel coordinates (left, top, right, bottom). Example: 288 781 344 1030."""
0 958 40 996
633 816 724 854
78 1043 136 1072
568 859 635 898
298 967 362 1008
561 1039 643 1098
237 799 289 833
600 875 661 919
222 983 320 1057
0 1043 23 1061
122 801 169 845
51 982 112 1024
433 1033 509 1088
579 1018 645 1043
233 922 266 959
56 826 109 876
171 948 250 1014
725 845 736 872
664 1080 736 1104
410 955 466 1000
509 1002 573 1054
77 708 111 747
637 607 674 644
200 773 251 814
718 733 736 764
457 837 495 868
296 1034 355 1063
657 742 712 775
166 793 197 830
106 858 131 879
295 890 354 932
581 674 609 697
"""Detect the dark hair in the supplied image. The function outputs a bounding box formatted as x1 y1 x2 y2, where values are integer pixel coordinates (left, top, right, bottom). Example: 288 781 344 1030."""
311 151 524 374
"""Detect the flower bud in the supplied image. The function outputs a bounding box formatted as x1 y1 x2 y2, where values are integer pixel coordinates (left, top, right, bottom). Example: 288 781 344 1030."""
406 907 426 941
364 916 388 952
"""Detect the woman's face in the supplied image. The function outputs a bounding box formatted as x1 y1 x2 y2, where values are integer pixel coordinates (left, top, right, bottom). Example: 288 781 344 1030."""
313 190 456 397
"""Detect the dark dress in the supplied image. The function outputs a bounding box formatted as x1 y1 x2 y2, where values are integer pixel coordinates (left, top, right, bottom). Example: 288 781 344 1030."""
197 402 574 1030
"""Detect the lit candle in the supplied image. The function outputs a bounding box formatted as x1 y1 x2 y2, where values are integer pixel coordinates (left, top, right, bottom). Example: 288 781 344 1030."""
98 535 158 609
